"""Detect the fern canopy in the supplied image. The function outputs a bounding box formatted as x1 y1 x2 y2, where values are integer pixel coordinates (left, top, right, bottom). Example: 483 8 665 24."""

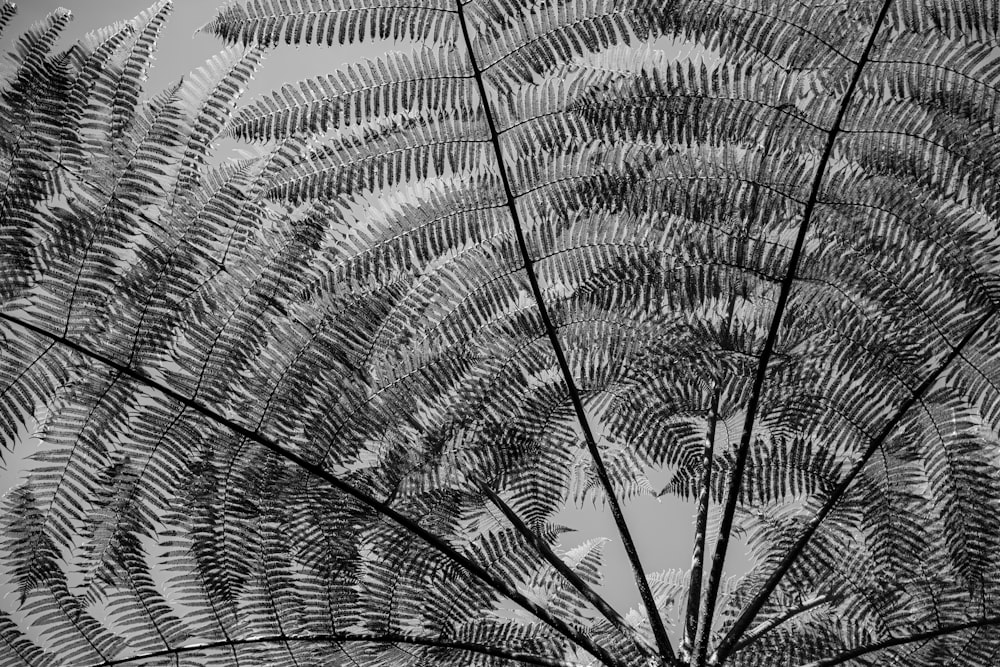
1 0 1000 666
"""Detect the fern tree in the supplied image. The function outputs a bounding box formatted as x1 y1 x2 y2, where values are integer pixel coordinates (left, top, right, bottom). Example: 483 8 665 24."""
2 0 1000 665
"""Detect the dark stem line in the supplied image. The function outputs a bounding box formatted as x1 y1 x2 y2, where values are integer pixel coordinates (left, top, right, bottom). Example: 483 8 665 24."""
680 391 721 659
710 305 998 665
733 594 830 652
693 2 895 663
0 312 624 667
681 277 745 659
796 616 1000 667
87 631 580 667
453 6 675 664
479 483 657 660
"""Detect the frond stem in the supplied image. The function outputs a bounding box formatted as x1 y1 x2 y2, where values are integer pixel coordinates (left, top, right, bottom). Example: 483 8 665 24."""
710 304 998 665
733 594 831 652
693 1 894 663
795 616 1000 667
0 312 624 667
88 631 580 667
680 391 721 659
454 5 675 664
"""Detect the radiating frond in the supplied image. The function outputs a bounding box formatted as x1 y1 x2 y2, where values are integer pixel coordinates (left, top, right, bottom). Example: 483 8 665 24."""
4 1 1000 666
663 437 843 506
110 0 172 137
229 47 472 142
201 0 458 47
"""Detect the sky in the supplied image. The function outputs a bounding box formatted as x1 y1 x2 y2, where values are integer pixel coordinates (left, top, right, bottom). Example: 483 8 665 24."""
2 0 752 630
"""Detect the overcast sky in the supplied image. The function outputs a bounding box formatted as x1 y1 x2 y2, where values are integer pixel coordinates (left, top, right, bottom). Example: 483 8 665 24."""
2 0 752 626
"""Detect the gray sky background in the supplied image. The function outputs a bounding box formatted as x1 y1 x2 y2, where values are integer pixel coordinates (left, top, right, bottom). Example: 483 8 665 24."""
2 0 752 630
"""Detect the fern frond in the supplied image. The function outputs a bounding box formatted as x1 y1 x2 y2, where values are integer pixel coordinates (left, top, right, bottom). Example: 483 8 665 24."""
111 0 172 137
31 83 190 336
2 485 62 605
913 393 1000 585
0 611 59 667
86 632 582 667
265 126 491 202
864 32 1000 127
0 10 76 208
61 22 137 168
799 615 1000 667
202 0 458 47
305 176 507 296
854 440 931 580
175 46 266 183
889 0 999 43
469 0 641 88
0 2 16 42
31 375 134 547
0 485 123 663
663 437 842 506
1 7 72 93
229 47 472 141
5 1 1000 665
